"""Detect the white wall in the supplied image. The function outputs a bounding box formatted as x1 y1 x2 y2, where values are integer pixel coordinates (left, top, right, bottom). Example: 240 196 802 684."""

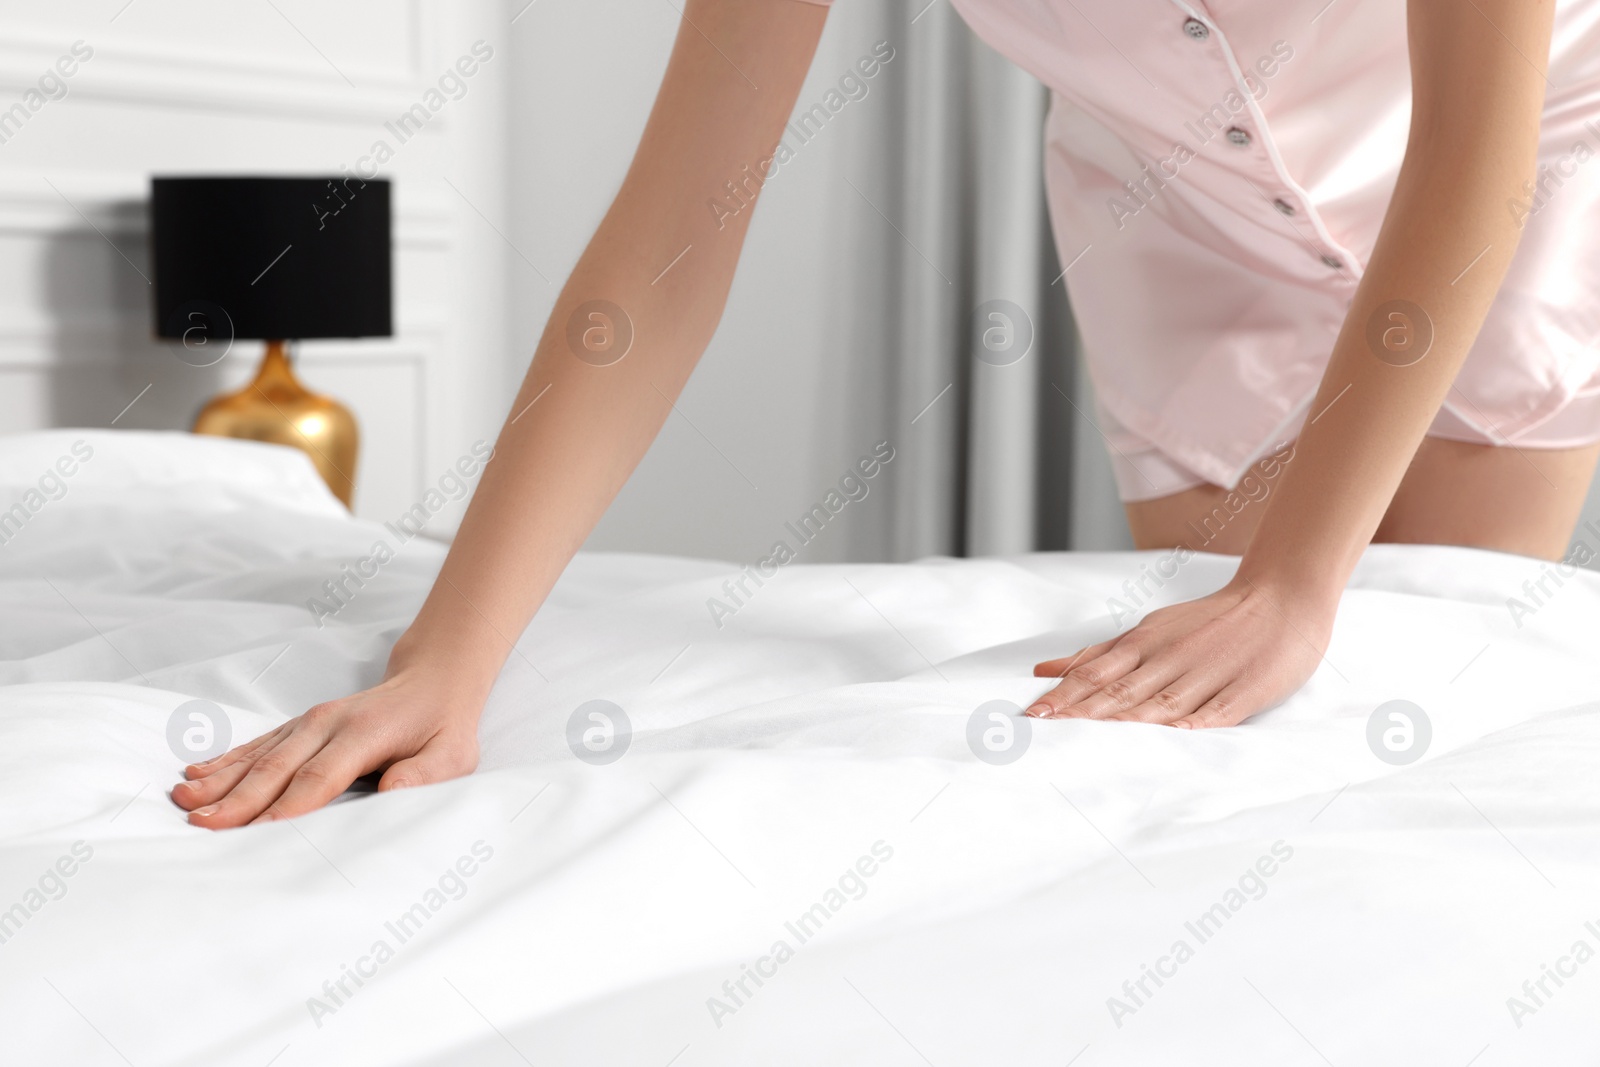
0 0 511 531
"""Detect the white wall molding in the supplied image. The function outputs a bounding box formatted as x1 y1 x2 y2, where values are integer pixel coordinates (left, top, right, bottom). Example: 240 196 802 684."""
0 2 454 125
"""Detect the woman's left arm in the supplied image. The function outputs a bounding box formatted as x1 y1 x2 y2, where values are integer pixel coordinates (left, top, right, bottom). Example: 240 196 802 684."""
1028 0 1557 726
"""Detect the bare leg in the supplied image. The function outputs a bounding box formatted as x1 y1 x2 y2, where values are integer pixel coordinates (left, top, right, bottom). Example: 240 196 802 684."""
1375 437 1599 561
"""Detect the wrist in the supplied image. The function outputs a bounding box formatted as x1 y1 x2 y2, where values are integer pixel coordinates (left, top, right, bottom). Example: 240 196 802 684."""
1231 549 1348 616
384 627 504 711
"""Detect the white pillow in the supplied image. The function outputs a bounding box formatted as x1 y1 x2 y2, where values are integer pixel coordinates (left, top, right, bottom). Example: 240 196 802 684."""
0 430 349 519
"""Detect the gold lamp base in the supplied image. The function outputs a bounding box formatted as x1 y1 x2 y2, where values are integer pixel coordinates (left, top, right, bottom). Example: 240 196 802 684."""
192 340 359 508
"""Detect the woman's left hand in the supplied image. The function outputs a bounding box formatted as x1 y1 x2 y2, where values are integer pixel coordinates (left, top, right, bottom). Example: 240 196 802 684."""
1027 576 1336 728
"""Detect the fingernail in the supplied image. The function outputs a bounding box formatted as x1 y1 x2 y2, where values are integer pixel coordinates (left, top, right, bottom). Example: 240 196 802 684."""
1170 721 1191 730
182 779 205 792
1025 703 1051 718
255 811 279 823
192 805 218 817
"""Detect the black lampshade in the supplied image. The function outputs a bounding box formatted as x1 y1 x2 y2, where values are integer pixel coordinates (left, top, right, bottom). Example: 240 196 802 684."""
151 176 392 342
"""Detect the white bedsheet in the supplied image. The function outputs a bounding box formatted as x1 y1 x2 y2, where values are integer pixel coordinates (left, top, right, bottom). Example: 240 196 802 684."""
1 431 1597 1066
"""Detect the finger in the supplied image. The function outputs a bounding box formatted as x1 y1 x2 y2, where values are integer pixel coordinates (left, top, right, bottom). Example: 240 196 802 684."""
173 744 275 810
252 738 382 823
378 736 478 793
1026 642 1141 717
1109 670 1228 724
174 728 293 809
1171 684 1257 730
1033 639 1117 680
187 726 333 829
1059 659 1186 721
185 722 289 780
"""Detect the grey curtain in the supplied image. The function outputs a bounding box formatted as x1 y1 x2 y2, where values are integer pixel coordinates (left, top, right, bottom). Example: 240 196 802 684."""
830 0 1131 562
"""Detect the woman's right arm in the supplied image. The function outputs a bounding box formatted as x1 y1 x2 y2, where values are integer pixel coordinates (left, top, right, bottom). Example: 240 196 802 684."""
176 0 832 827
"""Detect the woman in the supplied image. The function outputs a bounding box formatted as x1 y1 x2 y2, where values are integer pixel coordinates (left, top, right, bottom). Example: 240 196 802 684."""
175 0 1598 827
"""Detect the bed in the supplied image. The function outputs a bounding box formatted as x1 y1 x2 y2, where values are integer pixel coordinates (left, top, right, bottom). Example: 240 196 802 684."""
1 429 1596 1066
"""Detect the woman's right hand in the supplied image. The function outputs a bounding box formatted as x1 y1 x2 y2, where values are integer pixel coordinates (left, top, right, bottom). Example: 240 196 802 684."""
167 0 835 832
171 666 484 829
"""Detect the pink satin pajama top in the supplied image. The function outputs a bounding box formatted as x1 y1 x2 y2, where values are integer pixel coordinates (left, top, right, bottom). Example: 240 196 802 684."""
800 0 1600 489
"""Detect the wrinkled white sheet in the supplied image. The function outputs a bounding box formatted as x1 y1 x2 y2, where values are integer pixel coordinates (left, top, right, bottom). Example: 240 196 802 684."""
0 431 1597 1066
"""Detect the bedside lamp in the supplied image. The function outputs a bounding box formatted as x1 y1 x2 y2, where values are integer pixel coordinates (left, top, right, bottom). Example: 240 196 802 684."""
151 176 392 508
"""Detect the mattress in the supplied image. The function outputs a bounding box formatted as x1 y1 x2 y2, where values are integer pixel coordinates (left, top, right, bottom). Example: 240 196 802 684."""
0 430 1596 1065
